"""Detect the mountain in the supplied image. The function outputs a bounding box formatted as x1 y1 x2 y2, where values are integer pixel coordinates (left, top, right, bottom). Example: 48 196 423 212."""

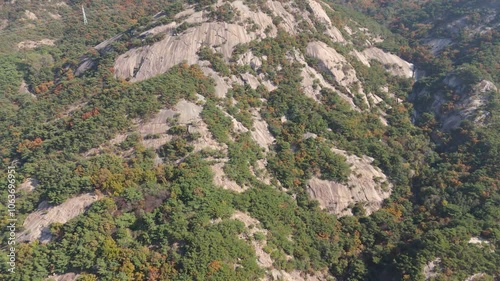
0 0 498 281
331 0 499 131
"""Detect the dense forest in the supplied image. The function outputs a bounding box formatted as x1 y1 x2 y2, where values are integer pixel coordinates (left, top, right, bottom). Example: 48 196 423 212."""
0 0 498 280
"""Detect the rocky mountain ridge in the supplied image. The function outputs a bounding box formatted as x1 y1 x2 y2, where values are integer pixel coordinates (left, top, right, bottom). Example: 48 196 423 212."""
76 0 407 219
6 0 498 280
11 1 416 280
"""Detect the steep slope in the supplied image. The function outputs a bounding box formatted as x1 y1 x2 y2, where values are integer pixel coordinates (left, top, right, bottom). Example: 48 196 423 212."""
333 0 499 130
100 0 404 216
67 2 412 278
307 148 392 216
4 1 407 280
19 193 100 243
412 73 497 131
79 0 412 111
329 1 500 280
1 0 498 281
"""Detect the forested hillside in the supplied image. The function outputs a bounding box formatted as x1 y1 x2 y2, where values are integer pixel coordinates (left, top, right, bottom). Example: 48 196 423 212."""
0 0 498 280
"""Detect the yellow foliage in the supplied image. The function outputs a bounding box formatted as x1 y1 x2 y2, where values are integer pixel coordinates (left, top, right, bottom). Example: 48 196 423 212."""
102 237 120 260
79 274 99 281
119 258 135 279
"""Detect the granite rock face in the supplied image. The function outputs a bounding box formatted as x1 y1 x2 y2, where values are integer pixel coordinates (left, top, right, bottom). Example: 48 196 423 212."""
306 41 359 87
115 22 255 82
19 193 100 243
307 149 392 216
352 47 414 78
76 0 413 115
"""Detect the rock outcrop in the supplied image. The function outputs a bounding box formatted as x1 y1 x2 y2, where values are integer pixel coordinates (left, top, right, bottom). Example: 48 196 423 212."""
306 41 359 87
352 47 414 78
307 149 392 216
73 1 403 222
424 38 452 55
231 211 272 268
464 273 486 281
468 237 490 245
115 22 254 82
74 0 413 119
401 0 499 136
17 39 55 49
423 258 442 280
24 10 38 21
250 110 275 151
18 178 38 193
413 76 497 131
441 79 496 130
19 193 100 243
45 273 80 281
137 108 176 149
212 161 246 192
266 269 330 281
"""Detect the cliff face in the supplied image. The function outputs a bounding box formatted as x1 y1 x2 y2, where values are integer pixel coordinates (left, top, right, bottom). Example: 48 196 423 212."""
352 47 413 78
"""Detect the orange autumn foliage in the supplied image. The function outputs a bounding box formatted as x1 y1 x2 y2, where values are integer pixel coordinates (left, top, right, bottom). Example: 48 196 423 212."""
207 260 222 274
82 108 100 120
16 137 43 153
34 81 54 94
